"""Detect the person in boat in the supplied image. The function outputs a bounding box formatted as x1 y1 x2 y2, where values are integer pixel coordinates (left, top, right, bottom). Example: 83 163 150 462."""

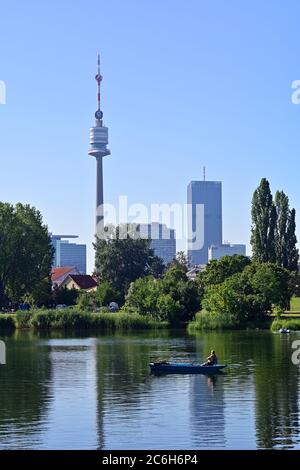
203 350 218 366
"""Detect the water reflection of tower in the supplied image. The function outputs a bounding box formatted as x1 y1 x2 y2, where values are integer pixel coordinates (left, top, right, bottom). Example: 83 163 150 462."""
46 339 100 449
190 374 226 448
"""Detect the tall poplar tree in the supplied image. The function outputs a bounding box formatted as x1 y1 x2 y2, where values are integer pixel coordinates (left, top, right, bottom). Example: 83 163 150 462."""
251 178 276 263
251 180 299 272
286 208 299 272
275 190 289 269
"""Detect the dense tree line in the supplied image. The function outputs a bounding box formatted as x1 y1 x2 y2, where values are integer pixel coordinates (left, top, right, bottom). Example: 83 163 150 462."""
1 176 299 326
251 178 299 271
198 256 294 325
125 255 201 323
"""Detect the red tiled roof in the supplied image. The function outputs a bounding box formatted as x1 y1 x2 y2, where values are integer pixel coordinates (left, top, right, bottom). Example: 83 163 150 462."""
68 274 98 290
51 266 77 282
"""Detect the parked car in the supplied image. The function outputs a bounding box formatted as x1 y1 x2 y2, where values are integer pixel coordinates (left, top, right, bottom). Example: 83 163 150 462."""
56 304 67 310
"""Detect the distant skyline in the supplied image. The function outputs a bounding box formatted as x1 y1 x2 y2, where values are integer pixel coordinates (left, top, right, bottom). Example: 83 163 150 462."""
1 0 300 273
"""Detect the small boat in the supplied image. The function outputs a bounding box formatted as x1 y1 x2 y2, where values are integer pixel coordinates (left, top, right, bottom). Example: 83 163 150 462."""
149 361 227 374
279 328 290 334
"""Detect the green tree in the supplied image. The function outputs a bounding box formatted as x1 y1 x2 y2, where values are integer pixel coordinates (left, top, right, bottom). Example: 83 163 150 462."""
147 255 165 278
156 293 182 323
77 291 98 311
274 191 299 272
162 262 201 321
173 251 189 269
275 190 289 268
248 263 293 312
251 178 276 263
125 276 162 317
26 276 53 307
198 254 251 287
96 281 122 306
53 286 79 306
0 202 53 307
202 262 293 323
203 271 267 324
125 261 202 323
286 208 299 272
94 224 164 301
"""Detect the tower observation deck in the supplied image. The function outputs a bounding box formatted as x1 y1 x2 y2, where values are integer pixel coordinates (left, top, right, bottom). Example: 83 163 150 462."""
88 54 110 234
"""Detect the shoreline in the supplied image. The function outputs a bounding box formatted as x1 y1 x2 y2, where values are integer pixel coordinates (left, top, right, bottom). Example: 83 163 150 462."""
0 310 169 331
1 308 297 332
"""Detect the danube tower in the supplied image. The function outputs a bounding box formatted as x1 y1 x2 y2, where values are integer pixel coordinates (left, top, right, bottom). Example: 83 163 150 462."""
88 54 110 234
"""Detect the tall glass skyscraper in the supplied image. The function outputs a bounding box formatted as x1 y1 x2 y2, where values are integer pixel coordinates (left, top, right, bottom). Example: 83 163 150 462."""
50 235 87 274
187 181 222 265
138 223 176 265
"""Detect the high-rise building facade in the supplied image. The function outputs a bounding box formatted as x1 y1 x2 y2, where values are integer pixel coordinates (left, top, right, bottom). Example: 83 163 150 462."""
50 235 87 274
187 181 222 265
208 243 246 261
138 223 176 265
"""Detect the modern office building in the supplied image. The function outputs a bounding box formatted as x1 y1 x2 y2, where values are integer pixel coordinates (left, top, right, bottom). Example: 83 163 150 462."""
138 223 176 265
187 180 222 265
208 243 246 261
50 235 87 274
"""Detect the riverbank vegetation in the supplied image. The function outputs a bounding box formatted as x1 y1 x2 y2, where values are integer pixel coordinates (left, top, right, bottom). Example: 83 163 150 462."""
271 318 300 332
1 178 300 332
188 256 293 330
0 309 168 331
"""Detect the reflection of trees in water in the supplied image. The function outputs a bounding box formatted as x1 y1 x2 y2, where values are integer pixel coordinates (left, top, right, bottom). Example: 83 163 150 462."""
0 331 51 448
95 330 190 449
96 333 160 406
192 330 257 381
192 330 300 449
254 335 299 449
2 329 296 449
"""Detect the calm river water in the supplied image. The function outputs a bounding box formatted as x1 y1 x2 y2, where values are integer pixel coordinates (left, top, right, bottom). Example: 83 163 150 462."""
0 329 299 450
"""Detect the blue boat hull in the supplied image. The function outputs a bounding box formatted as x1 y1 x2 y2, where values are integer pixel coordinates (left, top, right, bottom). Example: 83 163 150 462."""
149 362 227 374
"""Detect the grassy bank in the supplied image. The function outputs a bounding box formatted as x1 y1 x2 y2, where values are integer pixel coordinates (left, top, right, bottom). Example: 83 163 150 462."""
188 311 239 331
0 309 168 331
271 318 300 332
290 297 300 312
188 310 272 331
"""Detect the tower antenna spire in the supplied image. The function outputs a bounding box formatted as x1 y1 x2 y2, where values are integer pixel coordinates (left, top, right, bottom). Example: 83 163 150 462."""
95 53 103 123
203 166 206 181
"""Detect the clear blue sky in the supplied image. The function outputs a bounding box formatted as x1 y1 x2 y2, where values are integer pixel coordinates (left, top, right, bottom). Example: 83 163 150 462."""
1 0 300 273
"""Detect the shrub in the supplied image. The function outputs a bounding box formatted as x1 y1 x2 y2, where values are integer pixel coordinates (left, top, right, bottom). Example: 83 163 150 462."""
53 287 79 306
15 310 33 328
156 294 181 323
188 310 239 331
14 308 167 331
30 310 57 328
